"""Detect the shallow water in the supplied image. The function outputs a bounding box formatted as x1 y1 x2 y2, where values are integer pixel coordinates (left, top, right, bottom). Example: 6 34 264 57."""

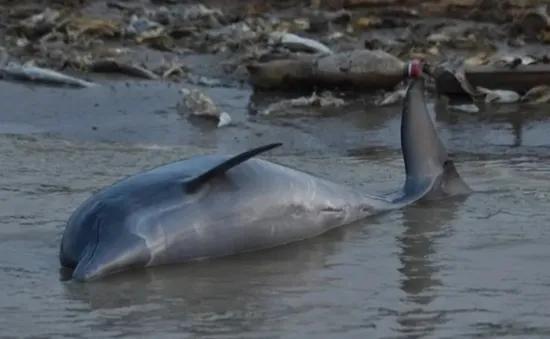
1 81 550 339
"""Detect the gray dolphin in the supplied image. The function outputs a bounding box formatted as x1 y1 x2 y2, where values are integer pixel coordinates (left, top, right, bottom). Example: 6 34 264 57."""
59 76 472 282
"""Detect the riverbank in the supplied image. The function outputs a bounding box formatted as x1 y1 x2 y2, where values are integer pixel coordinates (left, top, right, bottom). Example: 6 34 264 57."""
2 0 550 155
2 0 550 87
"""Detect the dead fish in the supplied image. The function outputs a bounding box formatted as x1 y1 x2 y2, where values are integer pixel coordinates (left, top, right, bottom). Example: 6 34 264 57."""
261 91 344 116
476 87 520 104
521 85 550 104
0 62 95 88
268 32 333 55
377 88 406 106
179 88 231 128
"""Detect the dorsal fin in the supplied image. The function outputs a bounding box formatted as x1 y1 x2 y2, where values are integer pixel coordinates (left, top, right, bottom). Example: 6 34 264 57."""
184 142 283 193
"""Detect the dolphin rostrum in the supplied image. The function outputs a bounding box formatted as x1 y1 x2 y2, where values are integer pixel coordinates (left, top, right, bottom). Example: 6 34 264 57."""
59 75 472 282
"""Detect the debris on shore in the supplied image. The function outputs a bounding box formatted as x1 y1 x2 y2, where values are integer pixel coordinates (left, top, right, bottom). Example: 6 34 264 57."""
2 0 550 103
434 60 550 105
246 49 420 91
476 87 521 104
449 103 480 113
260 91 345 116
268 31 333 55
78 58 160 80
178 88 232 128
376 87 406 106
521 85 550 104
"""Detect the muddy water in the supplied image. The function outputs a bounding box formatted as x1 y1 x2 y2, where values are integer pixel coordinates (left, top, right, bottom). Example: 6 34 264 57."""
1 80 550 339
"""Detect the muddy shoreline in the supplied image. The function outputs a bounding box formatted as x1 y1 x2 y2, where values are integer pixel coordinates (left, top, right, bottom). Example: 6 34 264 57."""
1 0 550 158
2 0 550 86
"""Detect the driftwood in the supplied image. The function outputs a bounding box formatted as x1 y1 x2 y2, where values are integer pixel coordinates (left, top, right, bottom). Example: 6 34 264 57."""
246 49 411 91
84 58 160 80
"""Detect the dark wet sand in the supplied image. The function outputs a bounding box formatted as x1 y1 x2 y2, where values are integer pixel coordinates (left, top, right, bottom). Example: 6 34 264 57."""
2 78 550 156
1 79 550 338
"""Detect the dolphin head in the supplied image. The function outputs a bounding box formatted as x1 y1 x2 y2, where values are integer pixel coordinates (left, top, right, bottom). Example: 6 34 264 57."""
400 76 472 201
59 198 153 282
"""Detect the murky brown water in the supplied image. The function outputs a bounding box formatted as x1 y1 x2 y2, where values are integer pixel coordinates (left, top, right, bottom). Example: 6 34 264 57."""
1 80 550 339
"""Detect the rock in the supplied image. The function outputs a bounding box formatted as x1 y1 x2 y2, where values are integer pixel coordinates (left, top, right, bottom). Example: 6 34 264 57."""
178 88 232 128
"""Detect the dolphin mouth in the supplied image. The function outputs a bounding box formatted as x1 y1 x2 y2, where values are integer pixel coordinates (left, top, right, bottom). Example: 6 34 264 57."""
72 263 124 282
72 246 125 282
72 242 102 282
71 231 153 282
70 217 102 281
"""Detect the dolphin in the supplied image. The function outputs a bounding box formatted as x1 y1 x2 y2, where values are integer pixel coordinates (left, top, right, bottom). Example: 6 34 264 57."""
59 76 472 282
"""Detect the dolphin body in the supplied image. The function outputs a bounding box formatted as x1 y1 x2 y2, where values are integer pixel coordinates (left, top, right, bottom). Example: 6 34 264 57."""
59 76 473 282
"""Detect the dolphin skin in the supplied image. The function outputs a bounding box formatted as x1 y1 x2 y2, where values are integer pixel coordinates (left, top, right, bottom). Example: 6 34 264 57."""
59 75 472 282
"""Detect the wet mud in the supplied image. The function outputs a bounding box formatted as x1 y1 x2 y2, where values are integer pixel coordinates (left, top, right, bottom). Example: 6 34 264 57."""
1 135 550 338
2 78 550 159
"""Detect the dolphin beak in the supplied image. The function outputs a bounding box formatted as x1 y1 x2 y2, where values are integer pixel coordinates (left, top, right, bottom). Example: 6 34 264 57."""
72 233 151 282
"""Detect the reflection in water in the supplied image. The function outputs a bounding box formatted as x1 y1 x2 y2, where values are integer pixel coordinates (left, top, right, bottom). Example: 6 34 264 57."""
61 230 346 338
433 99 549 152
395 200 465 337
507 111 524 148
